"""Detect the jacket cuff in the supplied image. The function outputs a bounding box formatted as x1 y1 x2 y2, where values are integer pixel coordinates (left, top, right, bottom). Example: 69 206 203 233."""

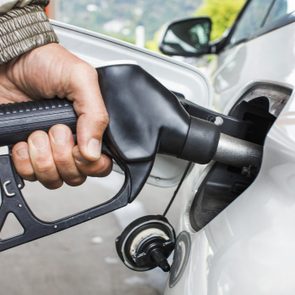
0 5 58 64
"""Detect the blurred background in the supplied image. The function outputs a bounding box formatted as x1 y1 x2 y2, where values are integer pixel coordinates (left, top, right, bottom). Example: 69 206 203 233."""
46 0 245 51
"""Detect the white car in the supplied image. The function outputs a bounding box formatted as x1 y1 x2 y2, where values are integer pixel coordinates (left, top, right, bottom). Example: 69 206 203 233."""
159 0 295 294
1 0 295 294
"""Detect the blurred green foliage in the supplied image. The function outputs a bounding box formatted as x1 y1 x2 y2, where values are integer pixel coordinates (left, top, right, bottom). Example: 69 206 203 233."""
59 0 200 44
195 0 246 40
146 30 162 52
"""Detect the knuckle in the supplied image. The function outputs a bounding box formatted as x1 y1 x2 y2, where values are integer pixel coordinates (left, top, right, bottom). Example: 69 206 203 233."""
76 164 94 177
43 180 63 190
88 166 101 176
12 142 29 160
66 176 86 187
87 158 112 177
98 112 110 128
34 160 54 174
100 163 112 177
97 164 112 177
54 152 71 166
19 167 34 178
92 112 109 132
97 170 109 177
34 152 49 162
18 169 35 181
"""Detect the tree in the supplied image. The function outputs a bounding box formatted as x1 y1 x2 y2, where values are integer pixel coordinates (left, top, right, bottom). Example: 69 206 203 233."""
195 0 246 41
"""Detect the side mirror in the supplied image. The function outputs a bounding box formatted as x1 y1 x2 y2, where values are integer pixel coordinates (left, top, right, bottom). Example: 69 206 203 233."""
159 17 212 57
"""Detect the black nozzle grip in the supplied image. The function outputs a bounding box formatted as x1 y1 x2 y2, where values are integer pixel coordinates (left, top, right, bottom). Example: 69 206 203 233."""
0 99 77 146
0 96 155 252
180 116 220 164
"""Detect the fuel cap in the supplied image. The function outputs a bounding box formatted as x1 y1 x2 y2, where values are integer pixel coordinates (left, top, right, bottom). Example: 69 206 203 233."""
116 215 176 272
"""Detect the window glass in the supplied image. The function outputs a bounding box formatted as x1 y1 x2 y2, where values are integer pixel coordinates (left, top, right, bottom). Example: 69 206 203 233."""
229 0 274 45
265 0 295 25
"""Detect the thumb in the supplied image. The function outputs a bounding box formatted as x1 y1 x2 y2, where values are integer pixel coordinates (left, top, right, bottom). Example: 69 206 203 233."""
67 63 109 161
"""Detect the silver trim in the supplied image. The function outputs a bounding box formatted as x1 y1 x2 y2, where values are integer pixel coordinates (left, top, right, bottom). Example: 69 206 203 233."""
3 181 15 197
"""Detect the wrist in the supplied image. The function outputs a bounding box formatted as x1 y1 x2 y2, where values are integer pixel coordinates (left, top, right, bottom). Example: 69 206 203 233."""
0 5 58 64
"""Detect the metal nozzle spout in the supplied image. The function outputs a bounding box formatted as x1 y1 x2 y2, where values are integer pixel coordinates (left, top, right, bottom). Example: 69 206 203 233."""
213 133 263 168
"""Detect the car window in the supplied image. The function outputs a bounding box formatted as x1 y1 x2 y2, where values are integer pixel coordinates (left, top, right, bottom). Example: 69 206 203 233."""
265 0 295 25
229 0 275 46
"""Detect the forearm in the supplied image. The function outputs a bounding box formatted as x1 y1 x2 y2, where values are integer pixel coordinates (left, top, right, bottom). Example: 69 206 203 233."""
0 1 58 64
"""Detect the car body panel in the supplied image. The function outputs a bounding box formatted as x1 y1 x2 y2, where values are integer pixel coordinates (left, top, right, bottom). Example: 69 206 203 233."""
213 19 295 113
164 7 295 295
165 89 295 295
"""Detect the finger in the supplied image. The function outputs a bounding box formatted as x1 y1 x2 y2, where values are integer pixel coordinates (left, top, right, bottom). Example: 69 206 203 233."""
12 142 36 181
67 63 109 162
28 131 63 189
49 124 86 186
72 146 112 177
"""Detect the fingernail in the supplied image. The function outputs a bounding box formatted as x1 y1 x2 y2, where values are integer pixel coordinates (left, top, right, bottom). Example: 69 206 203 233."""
51 126 68 145
87 138 101 159
16 148 29 160
31 133 47 151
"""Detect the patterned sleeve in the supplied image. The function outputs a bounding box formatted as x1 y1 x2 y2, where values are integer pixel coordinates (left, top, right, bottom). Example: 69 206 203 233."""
0 0 49 14
0 0 58 64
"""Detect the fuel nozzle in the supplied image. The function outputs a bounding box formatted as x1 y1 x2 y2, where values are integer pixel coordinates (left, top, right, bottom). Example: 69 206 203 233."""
99 64 262 171
179 116 262 169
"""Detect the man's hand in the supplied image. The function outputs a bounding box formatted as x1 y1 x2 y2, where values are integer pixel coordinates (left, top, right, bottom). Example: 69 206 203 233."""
0 43 112 189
